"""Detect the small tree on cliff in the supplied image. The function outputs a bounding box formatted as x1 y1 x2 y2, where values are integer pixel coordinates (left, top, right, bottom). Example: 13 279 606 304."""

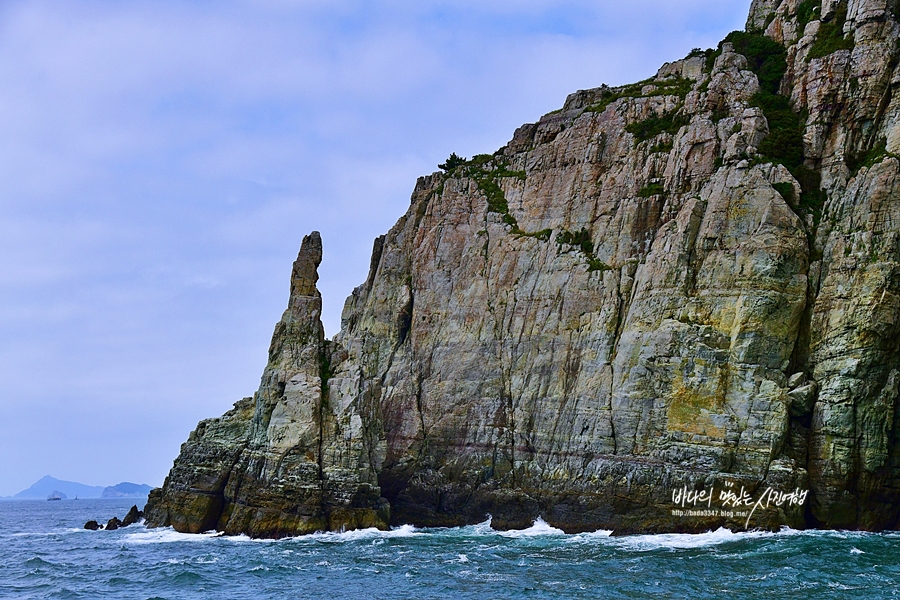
439 152 466 172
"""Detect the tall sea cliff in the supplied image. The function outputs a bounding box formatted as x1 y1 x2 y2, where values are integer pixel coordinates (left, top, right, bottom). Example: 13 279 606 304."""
146 0 900 536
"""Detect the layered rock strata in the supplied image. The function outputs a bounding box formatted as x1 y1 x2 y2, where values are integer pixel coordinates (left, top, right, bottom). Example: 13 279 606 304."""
146 0 900 535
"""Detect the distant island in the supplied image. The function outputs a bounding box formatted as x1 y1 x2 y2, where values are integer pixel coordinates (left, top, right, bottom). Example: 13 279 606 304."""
101 482 154 498
8 476 153 500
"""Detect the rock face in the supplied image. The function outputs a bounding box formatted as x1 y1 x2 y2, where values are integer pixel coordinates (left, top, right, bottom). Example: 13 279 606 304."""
146 0 900 535
145 233 388 536
122 505 143 527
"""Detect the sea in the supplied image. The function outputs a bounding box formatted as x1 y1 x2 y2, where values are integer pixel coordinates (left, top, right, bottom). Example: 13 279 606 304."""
1 499 899 599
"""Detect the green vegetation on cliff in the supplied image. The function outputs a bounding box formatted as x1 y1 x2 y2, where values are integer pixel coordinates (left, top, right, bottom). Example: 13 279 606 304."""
585 76 693 115
461 154 526 229
638 182 665 198
626 112 689 143
438 152 467 172
719 31 825 219
437 154 564 246
719 31 787 95
556 228 611 272
845 138 900 175
797 0 821 31
807 4 855 61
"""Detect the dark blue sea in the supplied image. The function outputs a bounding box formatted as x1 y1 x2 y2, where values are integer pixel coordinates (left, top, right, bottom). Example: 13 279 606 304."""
2 499 899 599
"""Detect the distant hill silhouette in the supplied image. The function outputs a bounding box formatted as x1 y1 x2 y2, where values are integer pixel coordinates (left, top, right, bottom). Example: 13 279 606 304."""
14 476 105 499
13 476 152 499
102 482 153 498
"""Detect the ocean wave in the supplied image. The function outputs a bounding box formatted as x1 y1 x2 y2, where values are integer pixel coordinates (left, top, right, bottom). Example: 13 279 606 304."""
496 518 565 538
114 519 887 550
8 528 85 538
467 518 495 535
308 524 423 543
220 534 278 544
438 518 611 541
608 527 780 551
123 527 224 545
571 529 615 540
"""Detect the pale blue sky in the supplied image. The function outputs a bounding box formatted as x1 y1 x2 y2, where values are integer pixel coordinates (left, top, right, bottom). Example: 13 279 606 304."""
0 0 750 496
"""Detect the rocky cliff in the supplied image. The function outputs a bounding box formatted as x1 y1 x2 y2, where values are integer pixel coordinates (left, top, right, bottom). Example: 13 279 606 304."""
145 0 900 536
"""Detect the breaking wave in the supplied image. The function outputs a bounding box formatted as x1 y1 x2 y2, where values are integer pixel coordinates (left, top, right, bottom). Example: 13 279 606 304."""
3 499 899 599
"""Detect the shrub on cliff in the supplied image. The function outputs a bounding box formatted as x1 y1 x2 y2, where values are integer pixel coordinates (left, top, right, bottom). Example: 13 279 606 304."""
439 153 467 172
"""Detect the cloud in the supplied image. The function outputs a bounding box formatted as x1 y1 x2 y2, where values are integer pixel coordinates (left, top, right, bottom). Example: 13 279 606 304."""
0 0 750 495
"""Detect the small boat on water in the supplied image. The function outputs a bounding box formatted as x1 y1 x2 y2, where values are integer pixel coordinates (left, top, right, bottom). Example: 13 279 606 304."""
47 491 66 501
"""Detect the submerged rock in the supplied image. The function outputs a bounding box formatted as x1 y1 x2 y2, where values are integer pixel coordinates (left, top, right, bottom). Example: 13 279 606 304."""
146 0 900 536
85 506 144 531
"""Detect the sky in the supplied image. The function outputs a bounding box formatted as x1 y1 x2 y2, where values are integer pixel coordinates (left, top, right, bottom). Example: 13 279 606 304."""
0 0 751 496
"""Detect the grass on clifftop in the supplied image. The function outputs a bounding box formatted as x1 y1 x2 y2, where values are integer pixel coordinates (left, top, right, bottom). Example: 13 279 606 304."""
437 154 610 268
579 60 697 146
461 154 525 229
438 152 467 172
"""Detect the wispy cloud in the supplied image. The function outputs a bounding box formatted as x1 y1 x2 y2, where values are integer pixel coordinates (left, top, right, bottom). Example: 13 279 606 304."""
0 0 749 494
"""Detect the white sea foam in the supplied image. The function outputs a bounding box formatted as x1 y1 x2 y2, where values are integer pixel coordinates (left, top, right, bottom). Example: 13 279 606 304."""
123 527 224 545
497 518 565 538
195 555 220 564
117 518 875 550
572 529 614 540
610 527 776 551
415 517 611 540
307 524 423 543
468 517 495 536
223 534 278 543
